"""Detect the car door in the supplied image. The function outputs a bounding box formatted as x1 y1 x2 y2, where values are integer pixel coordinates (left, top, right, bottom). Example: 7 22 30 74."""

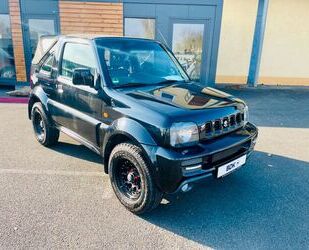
31 41 67 127
56 42 103 147
36 53 57 97
34 48 62 116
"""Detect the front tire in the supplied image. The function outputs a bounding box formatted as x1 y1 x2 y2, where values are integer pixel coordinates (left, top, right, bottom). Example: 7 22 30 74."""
108 143 163 214
31 102 59 146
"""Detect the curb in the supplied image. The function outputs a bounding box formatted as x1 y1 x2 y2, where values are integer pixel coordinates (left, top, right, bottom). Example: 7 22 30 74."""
0 97 29 104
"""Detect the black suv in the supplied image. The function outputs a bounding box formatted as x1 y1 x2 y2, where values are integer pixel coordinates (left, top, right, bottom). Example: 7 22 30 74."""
29 35 258 214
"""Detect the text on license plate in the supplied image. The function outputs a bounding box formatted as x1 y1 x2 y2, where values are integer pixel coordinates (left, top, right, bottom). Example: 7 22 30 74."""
217 155 247 178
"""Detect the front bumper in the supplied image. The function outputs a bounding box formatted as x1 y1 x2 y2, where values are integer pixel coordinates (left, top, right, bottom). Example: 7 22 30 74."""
144 122 258 193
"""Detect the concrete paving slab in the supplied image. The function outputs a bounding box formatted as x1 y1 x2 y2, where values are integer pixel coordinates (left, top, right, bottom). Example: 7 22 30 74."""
0 87 308 249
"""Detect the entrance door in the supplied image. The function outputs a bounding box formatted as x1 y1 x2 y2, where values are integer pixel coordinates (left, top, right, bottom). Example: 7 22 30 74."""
169 20 208 83
23 15 59 80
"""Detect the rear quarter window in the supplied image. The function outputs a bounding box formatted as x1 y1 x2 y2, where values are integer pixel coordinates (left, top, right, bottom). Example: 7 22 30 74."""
32 36 58 65
39 53 55 75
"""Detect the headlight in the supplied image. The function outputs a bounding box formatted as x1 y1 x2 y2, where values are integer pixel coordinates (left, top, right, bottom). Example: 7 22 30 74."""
170 122 199 147
244 105 249 124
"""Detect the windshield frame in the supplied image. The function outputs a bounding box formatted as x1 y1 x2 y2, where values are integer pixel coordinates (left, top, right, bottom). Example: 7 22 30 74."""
94 37 190 88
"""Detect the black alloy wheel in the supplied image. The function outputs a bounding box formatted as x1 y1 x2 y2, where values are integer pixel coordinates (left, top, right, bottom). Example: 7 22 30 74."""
108 143 163 214
33 109 46 142
31 102 59 146
115 158 142 200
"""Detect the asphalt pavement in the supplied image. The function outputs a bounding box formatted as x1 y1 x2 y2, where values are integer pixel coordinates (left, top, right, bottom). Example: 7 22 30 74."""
0 86 308 249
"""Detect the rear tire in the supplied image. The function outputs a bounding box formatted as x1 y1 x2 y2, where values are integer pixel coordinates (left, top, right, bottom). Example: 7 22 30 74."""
108 143 163 214
31 102 59 146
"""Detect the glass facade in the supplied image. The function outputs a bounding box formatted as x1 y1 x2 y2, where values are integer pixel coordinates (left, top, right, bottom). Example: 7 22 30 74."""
0 2 217 86
124 18 155 39
0 14 15 79
28 19 56 60
172 23 205 82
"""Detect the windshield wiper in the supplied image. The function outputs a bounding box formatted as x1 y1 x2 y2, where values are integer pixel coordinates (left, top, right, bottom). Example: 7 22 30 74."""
155 79 186 85
113 83 150 89
113 79 186 89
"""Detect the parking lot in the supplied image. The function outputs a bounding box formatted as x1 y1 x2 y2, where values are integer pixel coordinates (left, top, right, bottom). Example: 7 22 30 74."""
0 86 308 249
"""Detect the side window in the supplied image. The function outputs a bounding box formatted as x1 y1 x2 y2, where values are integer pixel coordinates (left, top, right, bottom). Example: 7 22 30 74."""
39 54 54 75
61 43 97 80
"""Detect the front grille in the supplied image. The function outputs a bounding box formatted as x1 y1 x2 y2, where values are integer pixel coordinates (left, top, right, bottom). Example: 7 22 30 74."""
205 122 212 133
230 114 236 126
210 140 251 167
214 119 222 130
200 112 245 140
236 113 242 123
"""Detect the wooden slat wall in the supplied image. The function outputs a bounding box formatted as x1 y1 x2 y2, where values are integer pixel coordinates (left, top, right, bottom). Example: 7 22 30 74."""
59 1 123 36
9 0 27 82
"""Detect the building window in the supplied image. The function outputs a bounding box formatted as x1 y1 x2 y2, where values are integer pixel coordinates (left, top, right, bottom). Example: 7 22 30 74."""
0 14 15 79
172 23 205 81
28 19 56 59
125 18 155 39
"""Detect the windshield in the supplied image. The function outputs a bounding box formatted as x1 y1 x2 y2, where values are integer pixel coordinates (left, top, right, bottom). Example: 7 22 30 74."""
95 38 189 87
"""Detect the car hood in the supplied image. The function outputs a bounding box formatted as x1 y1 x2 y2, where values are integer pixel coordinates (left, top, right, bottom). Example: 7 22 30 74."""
107 82 246 127
125 82 244 111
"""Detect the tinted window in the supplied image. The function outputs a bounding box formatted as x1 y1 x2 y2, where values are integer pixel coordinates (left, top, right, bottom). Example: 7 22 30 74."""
0 14 15 79
61 43 97 79
39 54 54 75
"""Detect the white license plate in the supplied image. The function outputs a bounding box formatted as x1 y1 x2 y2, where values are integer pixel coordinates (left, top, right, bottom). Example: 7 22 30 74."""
217 155 247 178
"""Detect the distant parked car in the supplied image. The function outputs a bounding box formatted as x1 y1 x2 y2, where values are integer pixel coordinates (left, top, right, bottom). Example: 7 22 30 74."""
0 48 15 79
28 35 258 214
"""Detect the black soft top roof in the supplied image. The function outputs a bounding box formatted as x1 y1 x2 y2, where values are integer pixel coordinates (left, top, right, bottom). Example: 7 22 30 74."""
32 34 157 65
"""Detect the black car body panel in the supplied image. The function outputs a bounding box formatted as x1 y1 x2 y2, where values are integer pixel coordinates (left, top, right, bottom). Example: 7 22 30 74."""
29 35 258 193
148 122 257 193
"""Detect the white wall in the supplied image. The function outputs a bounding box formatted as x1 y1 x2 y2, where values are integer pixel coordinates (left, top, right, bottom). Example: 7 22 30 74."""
216 0 258 84
259 0 309 85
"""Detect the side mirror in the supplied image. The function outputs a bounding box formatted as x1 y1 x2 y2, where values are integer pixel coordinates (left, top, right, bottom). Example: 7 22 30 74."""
72 68 94 87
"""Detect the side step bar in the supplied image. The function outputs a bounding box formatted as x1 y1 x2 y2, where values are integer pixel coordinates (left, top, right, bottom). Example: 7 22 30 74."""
59 126 101 155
